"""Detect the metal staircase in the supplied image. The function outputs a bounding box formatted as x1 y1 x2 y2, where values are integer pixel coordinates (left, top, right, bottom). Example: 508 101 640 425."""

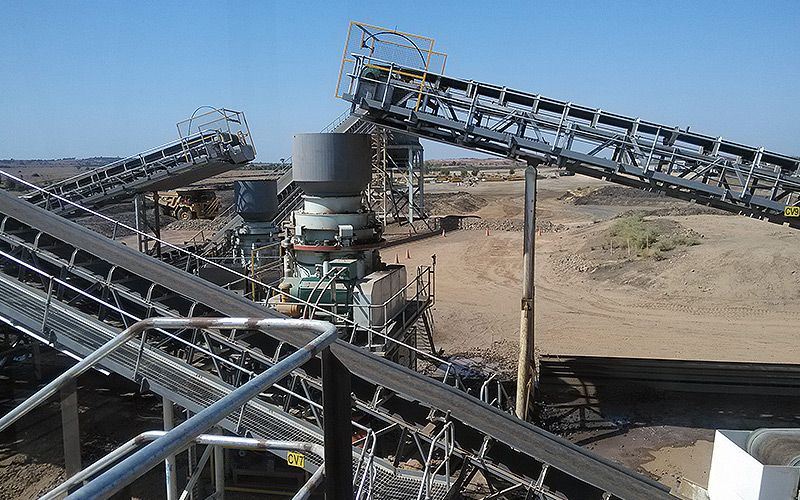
22 108 255 216
0 179 671 499
341 53 800 227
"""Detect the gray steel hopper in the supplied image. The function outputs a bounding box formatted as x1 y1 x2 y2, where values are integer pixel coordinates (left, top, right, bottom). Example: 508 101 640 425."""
292 133 372 196
234 180 278 221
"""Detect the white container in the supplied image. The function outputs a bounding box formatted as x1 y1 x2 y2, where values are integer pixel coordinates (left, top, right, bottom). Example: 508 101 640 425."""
708 430 800 499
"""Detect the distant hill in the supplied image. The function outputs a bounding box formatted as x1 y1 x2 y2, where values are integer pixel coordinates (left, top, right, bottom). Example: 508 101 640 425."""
424 158 524 170
0 157 123 169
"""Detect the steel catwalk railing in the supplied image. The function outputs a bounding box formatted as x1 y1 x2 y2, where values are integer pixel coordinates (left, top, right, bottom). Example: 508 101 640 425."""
42 432 326 500
342 54 800 227
0 250 446 498
1 170 479 396
0 249 368 438
58 317 336 500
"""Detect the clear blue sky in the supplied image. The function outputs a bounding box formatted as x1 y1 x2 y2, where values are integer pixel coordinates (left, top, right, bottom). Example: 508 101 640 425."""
1 0 798 161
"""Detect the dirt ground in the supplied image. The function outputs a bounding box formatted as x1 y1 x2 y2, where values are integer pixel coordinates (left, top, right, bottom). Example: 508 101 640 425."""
396 176 800 364
387 174 800 488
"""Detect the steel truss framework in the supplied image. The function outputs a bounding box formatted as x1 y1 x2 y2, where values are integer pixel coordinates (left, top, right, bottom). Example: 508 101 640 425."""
0 181 671 499
22 109 256 216
342 55 800 227
368 128 429 228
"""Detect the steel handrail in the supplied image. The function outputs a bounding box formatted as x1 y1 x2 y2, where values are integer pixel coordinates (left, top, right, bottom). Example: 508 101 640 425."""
42 432 325 500
65 317 335 499
0 249 369 435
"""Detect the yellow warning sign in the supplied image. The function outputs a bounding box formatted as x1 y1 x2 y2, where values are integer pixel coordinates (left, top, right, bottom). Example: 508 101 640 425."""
287 451 305 468
785 206 800 218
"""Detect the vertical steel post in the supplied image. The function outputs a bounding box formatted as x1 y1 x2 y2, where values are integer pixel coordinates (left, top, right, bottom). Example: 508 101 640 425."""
152 191 162 259
515 166 537 419
407 150 414 224
213 428 224 499
321 348 353 500
163 398 178 500
133 194 148 253
60 380 82 480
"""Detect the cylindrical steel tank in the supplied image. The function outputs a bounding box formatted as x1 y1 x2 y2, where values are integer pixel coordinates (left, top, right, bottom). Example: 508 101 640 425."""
291 133 372 196
234 180 278 221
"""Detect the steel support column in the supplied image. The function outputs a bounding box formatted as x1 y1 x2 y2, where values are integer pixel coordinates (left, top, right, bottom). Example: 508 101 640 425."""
515 166 537 419
163 398 178 500
321 348 353 500
60 380 82 479
213 428 224 499
133 194 147 253
152 191 162 259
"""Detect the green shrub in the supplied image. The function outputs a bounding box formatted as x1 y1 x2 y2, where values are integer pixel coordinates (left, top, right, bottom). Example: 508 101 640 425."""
608 213 700 258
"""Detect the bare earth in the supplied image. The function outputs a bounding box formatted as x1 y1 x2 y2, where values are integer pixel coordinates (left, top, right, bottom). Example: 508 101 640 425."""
395 177 800 364
388 174 800 488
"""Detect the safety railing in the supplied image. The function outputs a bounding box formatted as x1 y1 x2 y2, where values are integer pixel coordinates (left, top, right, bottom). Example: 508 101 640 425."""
353 430 377 500
0 314 340 499
57 317 335 499
0 249 370 440
417 422 454 500
43 432 328 500
1 170 502 399
336 21 447 110
176 107 255 156
321 109 353 133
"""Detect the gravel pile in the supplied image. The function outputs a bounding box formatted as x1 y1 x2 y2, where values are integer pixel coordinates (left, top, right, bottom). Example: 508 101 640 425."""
550 253 597 274
164 218 227 231
426 191 488 215
451 217 566 233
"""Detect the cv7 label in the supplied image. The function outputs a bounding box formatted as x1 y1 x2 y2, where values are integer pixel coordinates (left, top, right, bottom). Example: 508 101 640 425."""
287 451 305 468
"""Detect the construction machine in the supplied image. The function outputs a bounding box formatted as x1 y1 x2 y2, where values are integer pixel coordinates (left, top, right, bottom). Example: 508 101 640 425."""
154 188 220 220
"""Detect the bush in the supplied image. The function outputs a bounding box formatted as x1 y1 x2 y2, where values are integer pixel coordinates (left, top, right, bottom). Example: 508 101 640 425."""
608 213 700 258
609 213 659 251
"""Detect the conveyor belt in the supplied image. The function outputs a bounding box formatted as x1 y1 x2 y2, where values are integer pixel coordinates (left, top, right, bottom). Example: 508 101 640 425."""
342 55 800 228
540 355 800 396
0 274 443 499
0 189 671 498
21 110 255 216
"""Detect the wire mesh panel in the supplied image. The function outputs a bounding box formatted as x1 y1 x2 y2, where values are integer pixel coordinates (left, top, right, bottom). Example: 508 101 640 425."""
336 21 447 100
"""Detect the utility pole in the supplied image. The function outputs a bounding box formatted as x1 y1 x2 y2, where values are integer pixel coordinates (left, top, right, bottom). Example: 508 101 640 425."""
515 165 537 419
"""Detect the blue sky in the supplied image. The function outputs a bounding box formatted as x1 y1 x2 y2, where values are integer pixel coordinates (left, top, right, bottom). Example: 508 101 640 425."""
1 0 798 160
